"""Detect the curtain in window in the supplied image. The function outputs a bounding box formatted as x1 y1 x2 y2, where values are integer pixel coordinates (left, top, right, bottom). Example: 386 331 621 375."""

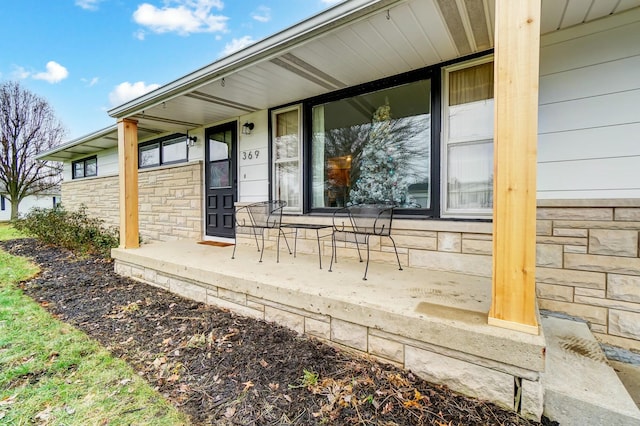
449 61 493 106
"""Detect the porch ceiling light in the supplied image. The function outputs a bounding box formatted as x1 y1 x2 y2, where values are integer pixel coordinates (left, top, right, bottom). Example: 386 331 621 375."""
242 122 255 135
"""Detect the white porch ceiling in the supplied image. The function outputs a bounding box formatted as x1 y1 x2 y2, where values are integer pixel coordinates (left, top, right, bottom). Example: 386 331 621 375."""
41 0 640 160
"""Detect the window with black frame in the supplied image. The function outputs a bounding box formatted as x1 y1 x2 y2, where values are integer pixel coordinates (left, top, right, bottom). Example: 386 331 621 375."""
72 156 97 179
310 79 431 210
138 134 187 168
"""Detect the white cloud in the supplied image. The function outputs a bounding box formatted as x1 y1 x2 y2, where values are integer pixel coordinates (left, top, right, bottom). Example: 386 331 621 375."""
81 77 99 87
134 29 146 40
32 61 69 83
11 66 31 80
251 6 271 23
220 36 256 57
109 81 161 106
75 0 103 11
133 0 228 35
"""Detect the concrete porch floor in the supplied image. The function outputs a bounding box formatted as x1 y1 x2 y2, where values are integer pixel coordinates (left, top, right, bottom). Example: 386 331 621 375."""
112 239 546 417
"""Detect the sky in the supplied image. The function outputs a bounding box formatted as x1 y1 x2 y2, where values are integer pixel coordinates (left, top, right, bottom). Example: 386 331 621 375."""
0 0 342 140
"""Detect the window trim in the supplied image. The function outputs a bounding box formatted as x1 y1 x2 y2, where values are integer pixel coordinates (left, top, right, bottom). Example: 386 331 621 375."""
138 133 188 169
267 50 493 220
72 156 98 179
271 105 303 214
441 55 495 219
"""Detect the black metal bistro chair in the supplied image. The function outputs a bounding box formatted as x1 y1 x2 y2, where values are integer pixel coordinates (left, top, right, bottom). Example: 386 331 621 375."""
231 200 292 263
329 204 403 280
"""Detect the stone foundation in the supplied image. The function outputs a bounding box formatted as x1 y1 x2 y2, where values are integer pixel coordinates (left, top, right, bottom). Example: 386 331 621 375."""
114 255 544 419
61 161 203 243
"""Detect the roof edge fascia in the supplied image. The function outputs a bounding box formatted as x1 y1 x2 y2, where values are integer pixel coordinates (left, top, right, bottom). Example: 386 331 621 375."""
36 124 118 160
108 0 399 119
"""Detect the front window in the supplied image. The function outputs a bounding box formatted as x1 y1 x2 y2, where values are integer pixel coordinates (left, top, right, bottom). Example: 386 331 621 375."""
272 106 302 212
443 59 494 216
72 156 97 179
310 80 431 210
138 134 187 168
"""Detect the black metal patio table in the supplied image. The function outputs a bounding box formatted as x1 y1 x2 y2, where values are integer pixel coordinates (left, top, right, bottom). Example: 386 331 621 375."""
279 223 333 269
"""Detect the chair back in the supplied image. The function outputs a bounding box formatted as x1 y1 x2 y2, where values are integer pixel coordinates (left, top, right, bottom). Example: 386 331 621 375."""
246 200 287 229
348 204 394 236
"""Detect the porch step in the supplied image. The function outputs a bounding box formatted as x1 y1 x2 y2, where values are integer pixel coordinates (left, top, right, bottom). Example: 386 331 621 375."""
541 315 640 426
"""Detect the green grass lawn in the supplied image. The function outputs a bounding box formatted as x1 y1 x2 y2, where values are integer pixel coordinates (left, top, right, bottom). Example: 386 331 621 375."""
0 222 27 241
0 226 190 425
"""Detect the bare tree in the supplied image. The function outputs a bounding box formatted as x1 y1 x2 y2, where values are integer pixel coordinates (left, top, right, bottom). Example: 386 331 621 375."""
0 81 65 220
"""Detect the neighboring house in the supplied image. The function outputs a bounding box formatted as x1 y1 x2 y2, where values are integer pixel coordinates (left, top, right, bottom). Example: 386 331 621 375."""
38 0 640 420
0 188 60 222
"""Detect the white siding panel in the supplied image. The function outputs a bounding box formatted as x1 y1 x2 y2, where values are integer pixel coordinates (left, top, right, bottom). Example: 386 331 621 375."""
239 180 268 202
98 147 119 176
539 55 640 105
540 20 640 75
239 163 268 182
538 157 640 192
538 123 640 162
539 90 640 134
537 189 640 199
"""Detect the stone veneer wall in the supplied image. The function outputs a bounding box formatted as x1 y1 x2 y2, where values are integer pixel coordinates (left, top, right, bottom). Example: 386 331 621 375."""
138 161 203 242
61 175 120 229
535 200 640 352
237 199 640 349
61 161 203 243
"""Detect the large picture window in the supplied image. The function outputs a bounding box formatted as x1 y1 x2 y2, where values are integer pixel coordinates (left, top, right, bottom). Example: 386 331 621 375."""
443 58 494 217
310 80 431 210
72 156 97 179
139 134 187 168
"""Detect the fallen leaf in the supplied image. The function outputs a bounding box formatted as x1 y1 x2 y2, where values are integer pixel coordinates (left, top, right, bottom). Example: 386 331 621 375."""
0 394 17 406
224 406 236 418
268 383 279 391
259 359 269 368
283 394 292 402
242 381 254 392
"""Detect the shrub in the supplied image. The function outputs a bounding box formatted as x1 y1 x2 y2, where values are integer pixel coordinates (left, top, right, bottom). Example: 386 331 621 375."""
13 205 119 258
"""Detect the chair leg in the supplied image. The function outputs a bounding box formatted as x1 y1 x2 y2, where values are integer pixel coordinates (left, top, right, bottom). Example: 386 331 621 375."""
276 229 281 263
231 239 237 259
354 233 363 263
362 235 370 280
259 230 265 263
329 232 336 272
388 235 403 271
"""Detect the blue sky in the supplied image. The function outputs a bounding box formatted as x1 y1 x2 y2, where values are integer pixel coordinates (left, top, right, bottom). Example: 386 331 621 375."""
0 0 341 140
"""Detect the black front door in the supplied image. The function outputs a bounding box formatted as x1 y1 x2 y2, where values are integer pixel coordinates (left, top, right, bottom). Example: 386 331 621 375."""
205 122 237 238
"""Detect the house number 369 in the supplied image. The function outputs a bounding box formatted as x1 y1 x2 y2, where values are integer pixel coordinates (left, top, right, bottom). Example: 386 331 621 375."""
242 150 260 160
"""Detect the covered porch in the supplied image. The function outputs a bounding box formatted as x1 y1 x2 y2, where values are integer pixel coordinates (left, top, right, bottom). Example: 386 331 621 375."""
112 239 546 418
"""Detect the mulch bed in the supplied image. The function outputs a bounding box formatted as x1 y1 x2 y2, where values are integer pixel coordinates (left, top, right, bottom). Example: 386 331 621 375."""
1 238 554 425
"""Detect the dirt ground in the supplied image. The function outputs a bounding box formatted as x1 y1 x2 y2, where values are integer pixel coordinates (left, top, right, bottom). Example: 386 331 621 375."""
1 239 555 425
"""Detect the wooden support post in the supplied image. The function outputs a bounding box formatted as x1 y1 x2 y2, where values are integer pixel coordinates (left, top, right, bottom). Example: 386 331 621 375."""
118 118 139 249
488 0 541 334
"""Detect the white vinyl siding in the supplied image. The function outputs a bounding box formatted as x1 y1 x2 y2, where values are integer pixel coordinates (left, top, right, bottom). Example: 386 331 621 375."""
237 111 269 203
537 14 640 199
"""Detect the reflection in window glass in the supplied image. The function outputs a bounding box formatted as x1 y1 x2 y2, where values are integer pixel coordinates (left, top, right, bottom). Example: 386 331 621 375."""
74 162 85 178
273 108 300 210
139 143 160 167
209 139 229 161
163 139 187 163
85 158 97 176
311 80 431 209
447 141 493 209
210 162 230 187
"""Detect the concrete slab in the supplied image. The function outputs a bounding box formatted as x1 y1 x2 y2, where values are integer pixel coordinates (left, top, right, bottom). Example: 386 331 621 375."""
112 240 546 372
541 315 640 426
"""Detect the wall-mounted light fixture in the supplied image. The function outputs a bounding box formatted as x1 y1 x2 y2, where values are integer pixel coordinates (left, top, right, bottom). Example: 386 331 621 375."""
242 122 255 135
186 135 198 147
